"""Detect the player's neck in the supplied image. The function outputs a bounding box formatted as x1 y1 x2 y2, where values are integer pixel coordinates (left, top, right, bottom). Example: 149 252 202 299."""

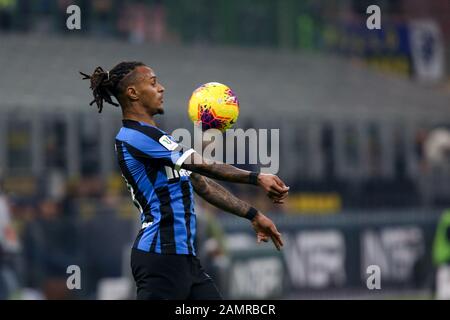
122 109 157 127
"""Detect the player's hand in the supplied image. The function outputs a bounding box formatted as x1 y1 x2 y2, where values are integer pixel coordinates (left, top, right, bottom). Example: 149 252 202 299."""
251 212 283 251
257 173 289 204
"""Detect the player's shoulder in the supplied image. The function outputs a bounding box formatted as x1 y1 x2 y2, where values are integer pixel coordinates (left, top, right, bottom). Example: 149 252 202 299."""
117 119 169 143
116 119 179 152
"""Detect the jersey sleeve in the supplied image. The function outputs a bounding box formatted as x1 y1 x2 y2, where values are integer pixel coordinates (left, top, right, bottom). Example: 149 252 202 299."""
124 126 196 170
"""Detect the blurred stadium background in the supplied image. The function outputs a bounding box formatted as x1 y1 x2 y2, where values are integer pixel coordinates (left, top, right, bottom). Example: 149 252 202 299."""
1 0 450 300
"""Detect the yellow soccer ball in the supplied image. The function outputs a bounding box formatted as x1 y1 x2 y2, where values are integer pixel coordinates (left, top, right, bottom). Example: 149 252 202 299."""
188 82 239 131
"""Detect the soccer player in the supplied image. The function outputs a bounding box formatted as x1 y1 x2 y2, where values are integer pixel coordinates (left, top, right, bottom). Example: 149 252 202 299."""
81 62 289 300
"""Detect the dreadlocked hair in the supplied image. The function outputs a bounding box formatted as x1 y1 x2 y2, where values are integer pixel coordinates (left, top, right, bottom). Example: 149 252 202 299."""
80 61 146 113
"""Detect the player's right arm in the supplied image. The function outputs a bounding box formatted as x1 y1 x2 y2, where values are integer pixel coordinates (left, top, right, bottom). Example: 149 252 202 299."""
181 151 290 204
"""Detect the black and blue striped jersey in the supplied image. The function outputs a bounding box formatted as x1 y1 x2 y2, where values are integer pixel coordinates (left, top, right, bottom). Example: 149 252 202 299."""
115 119 197 255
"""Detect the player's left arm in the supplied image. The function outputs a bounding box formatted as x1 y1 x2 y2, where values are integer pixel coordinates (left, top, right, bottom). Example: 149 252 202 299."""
190 172 283 250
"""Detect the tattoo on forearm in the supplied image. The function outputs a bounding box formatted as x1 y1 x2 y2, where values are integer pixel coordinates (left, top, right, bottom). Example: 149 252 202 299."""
190 173 251 218
184 161 254 185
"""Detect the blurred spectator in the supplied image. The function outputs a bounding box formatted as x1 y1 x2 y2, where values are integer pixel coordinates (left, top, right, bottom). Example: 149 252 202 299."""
147 0 170 43
79 192 134 299
394 127 407 179
0 189 20 299
367 124 382 177
21 199 79 299
424 128 450 169
415 128 429 173
60 179 80 219
118 1 151 44
90 0 115 36
423 127 450 206
118 0 169 44
433 210 450 299
321 124 335 180
0 0 16 30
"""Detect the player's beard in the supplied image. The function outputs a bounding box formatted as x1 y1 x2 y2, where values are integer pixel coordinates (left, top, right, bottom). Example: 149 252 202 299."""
148 104 164 116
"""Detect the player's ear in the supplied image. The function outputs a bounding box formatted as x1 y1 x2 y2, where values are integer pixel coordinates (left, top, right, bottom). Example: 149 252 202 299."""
125 86 139 101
